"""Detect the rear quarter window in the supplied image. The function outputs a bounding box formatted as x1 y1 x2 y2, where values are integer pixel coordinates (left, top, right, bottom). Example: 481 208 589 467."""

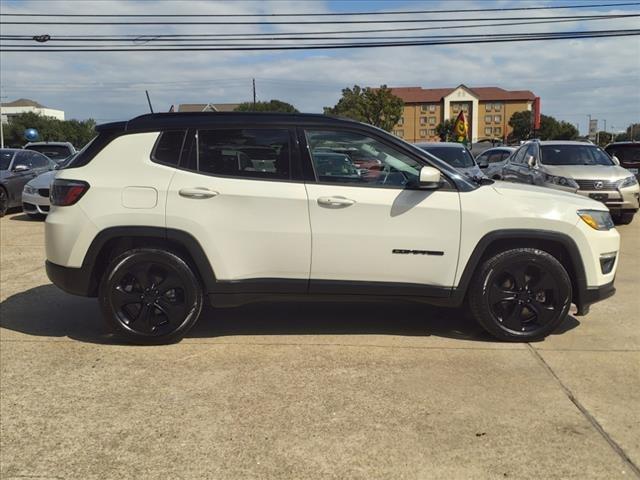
151 130 187 166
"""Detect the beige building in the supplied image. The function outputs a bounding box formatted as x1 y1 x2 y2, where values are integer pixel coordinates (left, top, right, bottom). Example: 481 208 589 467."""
0 98 65 124
387 85 536 143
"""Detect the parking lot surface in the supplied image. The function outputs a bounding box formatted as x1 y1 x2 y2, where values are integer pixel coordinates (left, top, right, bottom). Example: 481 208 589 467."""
1 212 638 479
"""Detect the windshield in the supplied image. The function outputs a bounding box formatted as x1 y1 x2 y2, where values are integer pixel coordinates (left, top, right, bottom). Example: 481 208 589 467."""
0 150 14 170
541 145 614 166
422 146 475 168
25 144 72 161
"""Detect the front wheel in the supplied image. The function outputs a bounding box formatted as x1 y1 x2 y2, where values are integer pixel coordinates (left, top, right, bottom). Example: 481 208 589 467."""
99 248 204 344
469 248 572 342
0 187 8 217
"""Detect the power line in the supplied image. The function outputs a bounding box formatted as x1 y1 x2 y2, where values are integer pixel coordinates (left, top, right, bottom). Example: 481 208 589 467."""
2 29 638 52
1 16 633 40
2 2 638 16
1 14 635 25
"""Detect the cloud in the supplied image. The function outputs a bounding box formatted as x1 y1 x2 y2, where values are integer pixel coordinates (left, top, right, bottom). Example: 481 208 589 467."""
1 0 638 133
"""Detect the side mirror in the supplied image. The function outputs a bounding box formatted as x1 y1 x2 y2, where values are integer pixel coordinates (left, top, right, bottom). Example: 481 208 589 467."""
612 155 621 166
526 155 536 169
12 164 30 173
417 166 442 189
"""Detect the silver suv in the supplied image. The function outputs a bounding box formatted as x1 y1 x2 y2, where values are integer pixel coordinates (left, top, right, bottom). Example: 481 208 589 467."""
501 140 639 224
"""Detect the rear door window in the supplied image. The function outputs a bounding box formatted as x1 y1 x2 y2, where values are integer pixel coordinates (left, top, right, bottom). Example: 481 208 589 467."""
188 129 291 180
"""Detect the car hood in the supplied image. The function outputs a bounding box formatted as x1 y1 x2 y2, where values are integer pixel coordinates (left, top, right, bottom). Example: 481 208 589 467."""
26 170 57 188
543 164 632 180
491 180 606 210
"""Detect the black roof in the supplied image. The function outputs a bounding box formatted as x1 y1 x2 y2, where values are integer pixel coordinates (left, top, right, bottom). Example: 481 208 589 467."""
96 112 365 133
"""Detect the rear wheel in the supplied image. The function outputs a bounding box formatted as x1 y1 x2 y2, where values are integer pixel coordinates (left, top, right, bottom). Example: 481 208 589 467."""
99 248 203 344
613 212 634 225
469 248 572 342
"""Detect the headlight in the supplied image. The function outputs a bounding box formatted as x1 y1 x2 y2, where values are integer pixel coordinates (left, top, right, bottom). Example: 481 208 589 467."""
23 185 37 195
619 175 638 188
544 173 579 189
577 209 615 231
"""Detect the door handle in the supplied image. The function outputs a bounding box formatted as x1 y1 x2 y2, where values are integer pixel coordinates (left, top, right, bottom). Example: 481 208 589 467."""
178 187 219 199
317 196 356 207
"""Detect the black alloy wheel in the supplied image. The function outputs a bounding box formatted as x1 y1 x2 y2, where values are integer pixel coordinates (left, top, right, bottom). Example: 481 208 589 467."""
469 248 572 341
99 249 203 344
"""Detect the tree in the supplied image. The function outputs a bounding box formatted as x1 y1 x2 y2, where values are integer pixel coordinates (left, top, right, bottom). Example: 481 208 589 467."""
614 123 640 141
234 100 298 113
323 85 403 132
3 112 96 148
435 119 455 142
508 110 578 142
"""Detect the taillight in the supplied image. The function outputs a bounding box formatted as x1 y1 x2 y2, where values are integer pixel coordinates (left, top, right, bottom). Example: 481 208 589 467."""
50 179 90 206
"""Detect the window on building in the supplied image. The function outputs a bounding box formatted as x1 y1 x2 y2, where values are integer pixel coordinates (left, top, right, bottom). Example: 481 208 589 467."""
462 104 469 112
428 116 436 125
494 127 503 136
485 103 492 112
419 129 427 137
394 130 404 138
428 129 436 135
421 104 429 112
189 128 290 180
428 104 436 112
485 127 493 136
452 104 460 113
398 117 404 126
494 103 503 111
484 115 492 124
494 115 502 123
420 117 427 125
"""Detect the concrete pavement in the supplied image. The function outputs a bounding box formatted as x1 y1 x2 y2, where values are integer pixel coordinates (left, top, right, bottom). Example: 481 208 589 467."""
1 212 638 479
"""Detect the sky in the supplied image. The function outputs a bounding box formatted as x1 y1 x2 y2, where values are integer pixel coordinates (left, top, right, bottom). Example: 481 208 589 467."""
0 0 639 135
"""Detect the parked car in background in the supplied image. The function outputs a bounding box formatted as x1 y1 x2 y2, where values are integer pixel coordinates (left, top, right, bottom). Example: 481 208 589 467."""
22 170 56 218
24 141 76 165
469 138 504 157
415 142 484 179
475 146 516 179
604 141 640 180
0 148 56 217
502 140 639 224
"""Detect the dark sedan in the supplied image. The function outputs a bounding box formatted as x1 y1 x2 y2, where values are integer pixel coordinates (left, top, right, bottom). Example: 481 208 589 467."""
0 149 55 216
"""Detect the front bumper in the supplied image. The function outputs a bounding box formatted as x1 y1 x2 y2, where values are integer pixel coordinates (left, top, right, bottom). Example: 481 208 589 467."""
575 280 616 316
575 184 640 213
22 190 50 215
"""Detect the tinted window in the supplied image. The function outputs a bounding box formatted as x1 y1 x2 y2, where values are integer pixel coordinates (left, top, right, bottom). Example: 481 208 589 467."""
190 129 290 180
511 146 528 164
422 146 474 168
306 130 421 187
152 130 186 166
540 145 613 166
0 150 14 170
29 152 52 168
605 144 640 164
487 150 508 163
25 144 72 161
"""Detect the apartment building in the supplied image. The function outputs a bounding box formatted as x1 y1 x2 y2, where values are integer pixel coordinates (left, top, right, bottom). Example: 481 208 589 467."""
388 85 536 143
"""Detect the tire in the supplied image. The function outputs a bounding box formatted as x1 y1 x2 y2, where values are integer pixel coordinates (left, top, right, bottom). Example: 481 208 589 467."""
0 187 8 218
613 212 634 225
468 248 572 342
99 248 204 345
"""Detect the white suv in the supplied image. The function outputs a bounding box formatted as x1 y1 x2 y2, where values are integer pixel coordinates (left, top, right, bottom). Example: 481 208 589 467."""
46 113 619 344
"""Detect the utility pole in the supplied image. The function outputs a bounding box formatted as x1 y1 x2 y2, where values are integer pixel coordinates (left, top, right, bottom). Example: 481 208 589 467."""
252 78 256 107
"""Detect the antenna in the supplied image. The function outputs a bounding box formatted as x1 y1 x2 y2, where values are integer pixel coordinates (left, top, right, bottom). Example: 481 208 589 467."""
145 90 154 113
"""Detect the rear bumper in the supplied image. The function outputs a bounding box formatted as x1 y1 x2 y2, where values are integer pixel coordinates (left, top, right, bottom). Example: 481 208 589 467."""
575 280 616 316
45 260 96 297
